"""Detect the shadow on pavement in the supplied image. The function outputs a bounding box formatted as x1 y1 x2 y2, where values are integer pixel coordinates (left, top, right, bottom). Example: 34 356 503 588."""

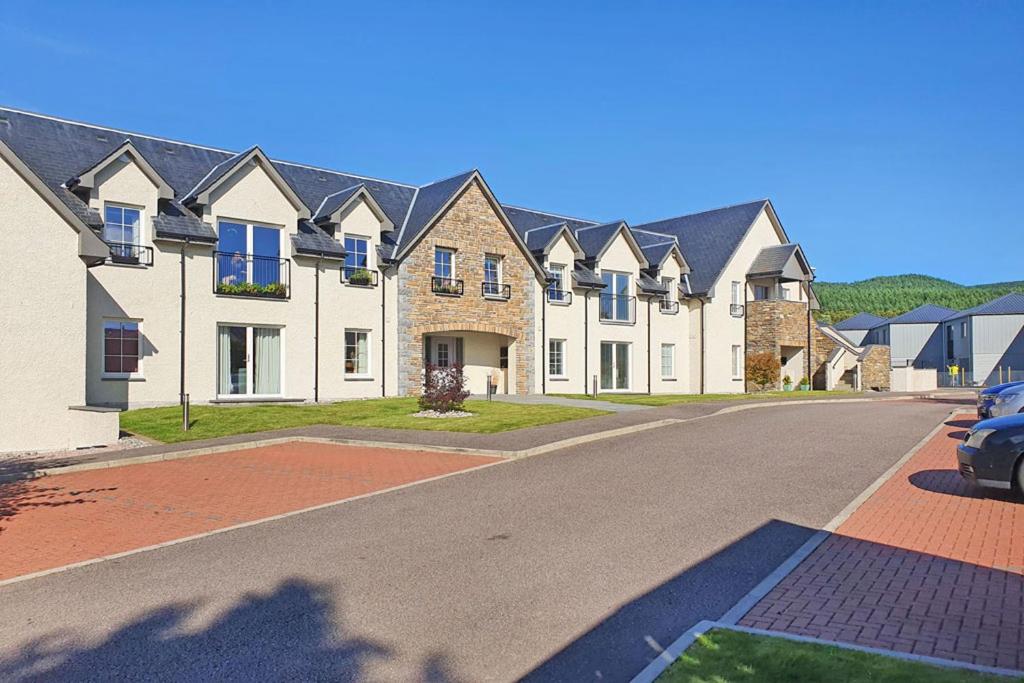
909 469 1021 502
521 519 819 682
0 578 467 683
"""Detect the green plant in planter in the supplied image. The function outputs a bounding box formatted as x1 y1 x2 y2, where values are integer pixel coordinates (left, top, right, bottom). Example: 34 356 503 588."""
347 268 374 286
799 375 811 391
217 281 288 298
782 374 793 391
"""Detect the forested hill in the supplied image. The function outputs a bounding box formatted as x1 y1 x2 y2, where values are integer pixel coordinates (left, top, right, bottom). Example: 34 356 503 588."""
814 275 1024 325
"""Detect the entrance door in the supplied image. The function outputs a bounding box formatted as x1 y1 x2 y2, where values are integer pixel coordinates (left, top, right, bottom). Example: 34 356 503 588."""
218 325 282 396
430 337 454 367
600 341 630 391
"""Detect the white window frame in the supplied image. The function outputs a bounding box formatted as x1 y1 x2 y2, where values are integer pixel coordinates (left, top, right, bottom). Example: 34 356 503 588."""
103 202 143 246
483 253 503 297
599 341 632 391
216 324 285 398
549 339 566 378
731 281 742 306
732 345 743 379
217 219 283 256
102 318 143 380
344 329 372 379
600 270 633 323
434 247 456 279
548 264 568 303
343 234 371 281
661 343 675 379
961 321 968 338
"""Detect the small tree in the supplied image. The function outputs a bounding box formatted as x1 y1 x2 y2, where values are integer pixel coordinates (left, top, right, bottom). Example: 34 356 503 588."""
419 362 470 412
746 352 780 391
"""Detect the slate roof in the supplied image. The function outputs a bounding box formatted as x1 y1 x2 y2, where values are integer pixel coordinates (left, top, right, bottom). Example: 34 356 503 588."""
391 170 477 257
950 293 1024 318
833 312 888 331
573 221 630 259
638 274 670 295
523 222 568 253
313 183 364 222
291 220 345 258
573 263 605 288
632 200 768 296
748 243 801 278
152 200 216 242
884 304 959 325
632 230 679 270
181 146 255 204
502 205 597 239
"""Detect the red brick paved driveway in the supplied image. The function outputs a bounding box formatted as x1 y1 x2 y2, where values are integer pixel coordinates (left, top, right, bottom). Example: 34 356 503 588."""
0 442 499 582
740 415 1024 671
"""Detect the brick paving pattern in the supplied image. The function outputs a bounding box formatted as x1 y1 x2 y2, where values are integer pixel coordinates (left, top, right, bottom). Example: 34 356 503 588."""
740 416 1024 670
0 442 498 581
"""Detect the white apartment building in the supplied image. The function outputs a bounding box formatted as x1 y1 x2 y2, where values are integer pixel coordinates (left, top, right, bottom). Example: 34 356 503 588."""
0 107 820 452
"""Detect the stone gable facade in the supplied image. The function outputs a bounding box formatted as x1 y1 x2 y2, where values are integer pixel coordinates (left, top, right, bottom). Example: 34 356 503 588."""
396 180 537 395
746 299 812 390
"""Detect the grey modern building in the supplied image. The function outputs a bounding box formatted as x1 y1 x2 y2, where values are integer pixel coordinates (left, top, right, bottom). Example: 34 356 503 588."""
833 312 887 346
942 293 1024 385
864 304 958 369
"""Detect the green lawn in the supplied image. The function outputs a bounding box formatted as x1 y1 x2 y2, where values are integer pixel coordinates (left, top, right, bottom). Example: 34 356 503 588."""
657 629 1015 682
119 398 609 444
551 390 857 407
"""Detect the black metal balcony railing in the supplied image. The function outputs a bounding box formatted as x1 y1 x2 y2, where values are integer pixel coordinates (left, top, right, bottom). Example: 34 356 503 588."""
342 266 378 287
730 303 745 317
431 276 464 296
599 294 636 324
547 288 573 304
482 281 511 300
106 242 153 266
214 251 290 299
659 299 680 314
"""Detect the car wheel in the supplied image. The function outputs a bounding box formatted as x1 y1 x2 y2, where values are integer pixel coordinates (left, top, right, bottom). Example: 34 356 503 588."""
1016 456 1024 500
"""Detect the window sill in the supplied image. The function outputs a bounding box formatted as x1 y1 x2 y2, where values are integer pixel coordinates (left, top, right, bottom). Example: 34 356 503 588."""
344 375 376 382
101 375 145 382
599 319 635 326
214 293 290 302
661 377 677 381
104 262 151 270
210 397 302 404
344 282 377 289
483 294 510 301
549 376 569 382
548 299 571 306
433 292 463 298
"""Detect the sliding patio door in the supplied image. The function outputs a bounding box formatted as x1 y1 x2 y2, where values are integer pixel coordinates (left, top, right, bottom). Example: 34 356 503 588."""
599 341 630 391
218 325 282 397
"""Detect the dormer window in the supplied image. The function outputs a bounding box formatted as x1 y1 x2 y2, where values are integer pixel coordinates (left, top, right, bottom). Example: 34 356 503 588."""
103 203 150 265
343 235 374 285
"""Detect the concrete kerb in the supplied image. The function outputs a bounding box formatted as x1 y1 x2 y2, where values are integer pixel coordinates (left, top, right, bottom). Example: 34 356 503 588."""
631 621 1024 682
632 407 977 682
5 396 926 482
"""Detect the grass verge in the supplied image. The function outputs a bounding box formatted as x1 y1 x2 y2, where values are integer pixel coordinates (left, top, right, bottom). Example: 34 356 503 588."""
120 398 609 444
656 629 1014 682
551 390 858 407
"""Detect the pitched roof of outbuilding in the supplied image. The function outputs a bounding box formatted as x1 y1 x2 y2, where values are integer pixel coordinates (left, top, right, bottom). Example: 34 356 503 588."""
833 312 888 331
631 200 769 296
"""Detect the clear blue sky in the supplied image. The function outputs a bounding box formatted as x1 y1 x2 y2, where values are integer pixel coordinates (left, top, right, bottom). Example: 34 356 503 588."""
2 1 1021 284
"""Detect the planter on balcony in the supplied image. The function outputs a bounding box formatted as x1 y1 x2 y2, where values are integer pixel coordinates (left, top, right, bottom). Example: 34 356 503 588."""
215 282 289 299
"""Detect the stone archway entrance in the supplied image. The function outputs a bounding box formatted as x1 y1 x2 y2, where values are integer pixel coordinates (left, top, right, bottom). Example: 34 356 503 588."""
407 322 526 396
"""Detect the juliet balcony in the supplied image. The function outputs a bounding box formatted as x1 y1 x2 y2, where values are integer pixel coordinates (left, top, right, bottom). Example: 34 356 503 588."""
105 242 153 267
431 276 464 296
599 293 636 324
214 251 291 299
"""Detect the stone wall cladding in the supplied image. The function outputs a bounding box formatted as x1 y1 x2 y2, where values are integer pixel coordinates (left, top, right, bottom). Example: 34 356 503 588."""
860 345 892 390
746 299 811 390
396 181 537 395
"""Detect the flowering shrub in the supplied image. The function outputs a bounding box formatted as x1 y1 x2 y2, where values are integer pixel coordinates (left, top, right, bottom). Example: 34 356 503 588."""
745 352 780 391
419 363 470 412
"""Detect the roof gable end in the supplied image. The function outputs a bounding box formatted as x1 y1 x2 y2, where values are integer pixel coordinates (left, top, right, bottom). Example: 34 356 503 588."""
67 140 174 200
183 146 310 219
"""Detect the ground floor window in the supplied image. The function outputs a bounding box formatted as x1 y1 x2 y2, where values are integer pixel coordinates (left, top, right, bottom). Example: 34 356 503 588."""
732 345 743 379
600 341 630 390
549 339 565 377
345 329 371 376
661 343 675 379
218 325 281 396
103 319 142 378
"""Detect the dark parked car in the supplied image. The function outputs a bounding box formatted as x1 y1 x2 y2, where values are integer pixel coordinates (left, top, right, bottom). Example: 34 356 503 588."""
957 413 1024 493
976 381 1024 419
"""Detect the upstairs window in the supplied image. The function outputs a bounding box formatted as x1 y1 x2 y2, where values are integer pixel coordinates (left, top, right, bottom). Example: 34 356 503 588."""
483 254 502 296
103 204 141 254
731 281 742 306
548 264 567 302
600 271 632 322
754 285 770 301
344 235 370 280
434 247 455 279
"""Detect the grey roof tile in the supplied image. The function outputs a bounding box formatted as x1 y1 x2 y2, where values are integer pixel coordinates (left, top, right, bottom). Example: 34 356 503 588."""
638 274 670 294
152 200 217 242
833 312 888 331
632 200 768 296
392 170 477 256
885 304 959 325
950 293 1024 318
291 219 344 258
748 243 799 277
572 263 605 288
312 183 364 222
523 222 568 253
573 221 628 259
501 205 597 240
